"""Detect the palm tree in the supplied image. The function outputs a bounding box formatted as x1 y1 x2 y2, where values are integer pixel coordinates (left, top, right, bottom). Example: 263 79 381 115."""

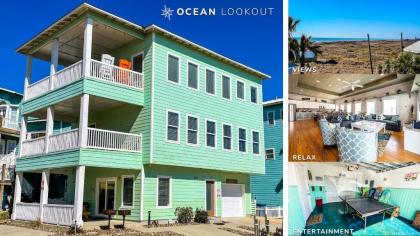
288 17 300 62
299 34 322 73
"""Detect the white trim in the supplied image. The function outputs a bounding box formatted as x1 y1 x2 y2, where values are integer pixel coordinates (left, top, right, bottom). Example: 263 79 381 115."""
156 176 172 209
140 168 145 221
205 118 217 149
120 175 135 209
166 109 181 144
94 177 117 215
236 79 245 101
250 85 258 104
265 148 276 160
222 123 233 152
267 111 276 126
204 179 217 217
251 130 261 156
166 53 181 85
186 60 199 91
186 114 199 147
237 127 247 154
131 51 144 74
150 32 156 163
221 74 232 100
204 68 216 96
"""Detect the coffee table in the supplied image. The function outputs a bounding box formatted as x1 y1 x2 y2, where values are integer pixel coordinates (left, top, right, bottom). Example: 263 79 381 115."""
351 121 386 133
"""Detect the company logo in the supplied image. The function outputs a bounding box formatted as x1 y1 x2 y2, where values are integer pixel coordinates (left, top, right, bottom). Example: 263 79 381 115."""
161 5 275 21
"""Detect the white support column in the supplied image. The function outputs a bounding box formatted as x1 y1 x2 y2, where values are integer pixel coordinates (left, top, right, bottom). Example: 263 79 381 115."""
82 18 93 77
19 116 27 158
74 166 85 227
44 106 54 153
79 94 89 148
50 38 59 90
39 170 50 221
23 56 32 100
11 172 23 220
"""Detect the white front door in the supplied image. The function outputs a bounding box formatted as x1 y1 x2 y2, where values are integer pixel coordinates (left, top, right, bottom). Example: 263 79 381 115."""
221 184 244 217
96 178 117 214
324 176 340 203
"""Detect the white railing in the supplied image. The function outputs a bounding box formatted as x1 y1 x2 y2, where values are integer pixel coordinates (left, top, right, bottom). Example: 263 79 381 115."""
1 117 19 130
26 76 50 100
21 137 45 157
90 59 143 90
256 207 283 218
48 129 79 153
15 202 40 221
53 61 82 89
87 127 142 152
43 204 74 226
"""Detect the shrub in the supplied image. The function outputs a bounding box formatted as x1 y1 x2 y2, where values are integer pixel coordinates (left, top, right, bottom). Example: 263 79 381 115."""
273 227 283 236
174 207 193 224
30 218 42 228
0 211 10 220
194 208 208 223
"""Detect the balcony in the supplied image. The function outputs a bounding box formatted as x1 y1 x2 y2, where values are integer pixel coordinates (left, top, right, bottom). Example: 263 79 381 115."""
1 116 19 130
25 59 143 101
20 127 142 157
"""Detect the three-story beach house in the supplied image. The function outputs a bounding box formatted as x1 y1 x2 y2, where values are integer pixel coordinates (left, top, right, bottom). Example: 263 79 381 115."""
11 3 269 226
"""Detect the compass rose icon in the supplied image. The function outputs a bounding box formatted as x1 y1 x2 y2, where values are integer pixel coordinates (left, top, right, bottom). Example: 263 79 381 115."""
161 5 174 21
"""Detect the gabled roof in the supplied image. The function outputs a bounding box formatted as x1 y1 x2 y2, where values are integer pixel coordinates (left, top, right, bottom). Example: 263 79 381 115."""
263 98 283 107
404 40 420 54
0 87 23 96
16 3 270 80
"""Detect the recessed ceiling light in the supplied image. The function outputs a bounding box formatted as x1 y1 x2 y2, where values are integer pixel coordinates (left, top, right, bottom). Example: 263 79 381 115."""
316 80 320 83
337 78 341 81
370 78 374 81
300 89 303 92
328 84 332 87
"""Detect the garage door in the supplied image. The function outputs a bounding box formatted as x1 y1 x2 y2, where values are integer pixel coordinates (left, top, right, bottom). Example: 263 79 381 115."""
221 184 244 217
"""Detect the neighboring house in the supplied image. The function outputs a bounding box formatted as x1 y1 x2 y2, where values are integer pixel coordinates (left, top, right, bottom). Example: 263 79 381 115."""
11 3 269 227
251 99 283 217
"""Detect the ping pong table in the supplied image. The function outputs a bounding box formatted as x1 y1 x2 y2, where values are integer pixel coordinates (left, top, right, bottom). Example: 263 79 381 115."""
339 195 395 230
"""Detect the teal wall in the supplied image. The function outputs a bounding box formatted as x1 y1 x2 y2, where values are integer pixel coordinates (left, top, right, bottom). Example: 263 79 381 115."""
251 102 282 207
309 185 326 210
0 89 22 105
150 33 265 174
387 188 420 221
288 186 306 236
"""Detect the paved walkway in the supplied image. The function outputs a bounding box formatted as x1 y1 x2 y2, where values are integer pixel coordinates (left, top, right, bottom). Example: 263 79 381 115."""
0 225 50 236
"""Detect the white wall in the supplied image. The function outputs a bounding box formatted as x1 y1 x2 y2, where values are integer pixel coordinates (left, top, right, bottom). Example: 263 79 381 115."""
372 164 420 189
289 93 335 104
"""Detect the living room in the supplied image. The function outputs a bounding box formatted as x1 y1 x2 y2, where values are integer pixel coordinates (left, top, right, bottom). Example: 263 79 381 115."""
288 73 420 162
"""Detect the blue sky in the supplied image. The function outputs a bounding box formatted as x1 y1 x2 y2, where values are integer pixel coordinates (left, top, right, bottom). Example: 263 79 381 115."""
290 0 420 39
0 0 282 101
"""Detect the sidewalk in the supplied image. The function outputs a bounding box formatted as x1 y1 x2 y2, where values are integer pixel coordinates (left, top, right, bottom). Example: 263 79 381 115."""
0 225 50 236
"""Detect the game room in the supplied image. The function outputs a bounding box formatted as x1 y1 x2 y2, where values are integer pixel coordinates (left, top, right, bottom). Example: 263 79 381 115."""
288 162 420 235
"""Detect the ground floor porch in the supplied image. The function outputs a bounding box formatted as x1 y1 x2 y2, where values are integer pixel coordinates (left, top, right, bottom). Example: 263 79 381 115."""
11 164 254 227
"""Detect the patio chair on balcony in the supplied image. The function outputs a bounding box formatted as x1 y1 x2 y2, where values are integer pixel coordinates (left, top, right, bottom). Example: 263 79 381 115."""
99 54 115 82
118 59 132 86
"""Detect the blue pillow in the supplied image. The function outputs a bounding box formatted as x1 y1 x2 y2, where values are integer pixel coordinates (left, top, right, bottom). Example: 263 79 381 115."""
391 115 400 122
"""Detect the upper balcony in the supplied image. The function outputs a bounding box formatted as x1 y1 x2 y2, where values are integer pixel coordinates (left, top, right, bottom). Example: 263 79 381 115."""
19 11 147 112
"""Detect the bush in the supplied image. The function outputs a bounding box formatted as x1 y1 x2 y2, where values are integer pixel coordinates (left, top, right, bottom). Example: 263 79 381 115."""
273 227 283 236
174 207 193 224
0 211 10 220
194 208 208 223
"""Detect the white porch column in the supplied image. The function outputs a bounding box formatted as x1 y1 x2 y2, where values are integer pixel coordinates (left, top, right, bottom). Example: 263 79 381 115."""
79 94 89 148
23 56 32 100
11 172 23 220
82 18 93 77
19 116 27 158
50 38 59 90
44 106 54 153
74 165 85 227
39 170 50 221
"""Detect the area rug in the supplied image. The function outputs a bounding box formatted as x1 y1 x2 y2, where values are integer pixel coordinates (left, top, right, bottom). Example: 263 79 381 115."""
377 132 391 157
307 213 323 226
352 218 420 236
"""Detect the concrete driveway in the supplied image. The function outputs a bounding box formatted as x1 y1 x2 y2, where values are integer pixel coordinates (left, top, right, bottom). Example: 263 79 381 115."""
0 225 50 236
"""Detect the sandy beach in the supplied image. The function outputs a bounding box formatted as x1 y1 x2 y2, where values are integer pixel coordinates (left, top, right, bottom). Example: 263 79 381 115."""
296 39 418 74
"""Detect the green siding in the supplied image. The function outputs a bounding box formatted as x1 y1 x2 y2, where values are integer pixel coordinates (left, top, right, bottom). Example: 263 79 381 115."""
149 33 265 174
288 186 306 236
16 149 80 171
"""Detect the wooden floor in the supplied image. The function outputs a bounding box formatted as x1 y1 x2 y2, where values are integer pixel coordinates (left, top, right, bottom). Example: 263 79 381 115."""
288 119 420 162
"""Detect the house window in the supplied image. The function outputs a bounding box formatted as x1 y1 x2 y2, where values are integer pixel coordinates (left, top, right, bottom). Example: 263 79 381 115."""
188 62 198 89
383 99 397 115
167 111 180 142
252 131 260 155
223 124 232 150
187 115 198 145
251 86 258 103
355 102 362 114
132 53 143 73
238 128 247 153
6 140 16 154
346 103 352 113
265 149 275 160
157 177 171 207
167 55 179 83
122 176 134 207
48 174 68 202
222 76 231 99
366 101 375 114
206 69 215 95
206 120 216 148
236 81 244 99
267 111 275 125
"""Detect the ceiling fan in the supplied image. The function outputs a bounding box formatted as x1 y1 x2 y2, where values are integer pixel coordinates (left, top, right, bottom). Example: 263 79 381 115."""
342 80 363 91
